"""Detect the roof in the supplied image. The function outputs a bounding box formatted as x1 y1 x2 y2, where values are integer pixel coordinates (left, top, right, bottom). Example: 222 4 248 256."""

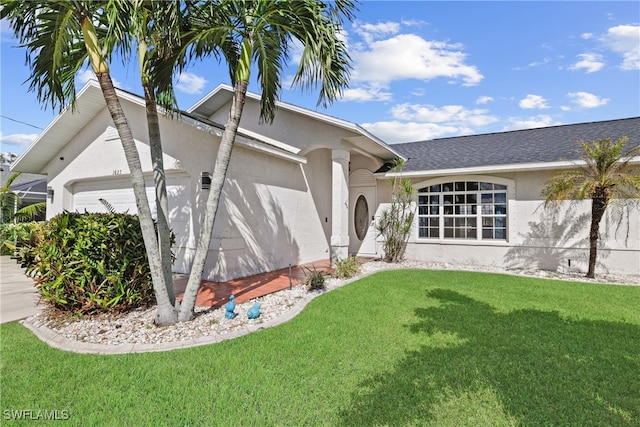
188 84 404 161
11 81 313 174
13 81 402 174
392 117 640 175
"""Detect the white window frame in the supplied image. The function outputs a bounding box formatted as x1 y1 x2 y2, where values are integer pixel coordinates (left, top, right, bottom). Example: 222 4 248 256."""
414 175 515 244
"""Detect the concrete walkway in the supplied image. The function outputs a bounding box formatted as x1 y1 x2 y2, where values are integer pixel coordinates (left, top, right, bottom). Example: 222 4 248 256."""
0 256 40 324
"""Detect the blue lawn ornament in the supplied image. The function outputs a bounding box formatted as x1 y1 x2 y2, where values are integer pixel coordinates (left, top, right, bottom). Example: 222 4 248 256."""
247 302 261 319
225 295 237 319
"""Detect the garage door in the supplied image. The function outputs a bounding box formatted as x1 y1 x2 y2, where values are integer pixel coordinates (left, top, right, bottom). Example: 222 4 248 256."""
72 175 192 263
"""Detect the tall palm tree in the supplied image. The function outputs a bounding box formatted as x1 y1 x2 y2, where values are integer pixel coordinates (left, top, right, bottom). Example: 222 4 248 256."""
171 0 356 322
114 0 189 312
1 1 177 324
542 137 640 278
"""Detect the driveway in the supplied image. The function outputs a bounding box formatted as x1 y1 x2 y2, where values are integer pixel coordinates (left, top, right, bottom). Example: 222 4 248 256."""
0 256 40 324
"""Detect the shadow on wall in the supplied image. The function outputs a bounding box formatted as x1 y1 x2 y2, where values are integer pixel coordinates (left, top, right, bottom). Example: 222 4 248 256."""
205 179 300 282
504 203 609 274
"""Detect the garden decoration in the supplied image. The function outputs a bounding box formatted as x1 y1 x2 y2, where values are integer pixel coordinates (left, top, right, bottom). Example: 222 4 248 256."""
247 302 261 319
225 295 236 319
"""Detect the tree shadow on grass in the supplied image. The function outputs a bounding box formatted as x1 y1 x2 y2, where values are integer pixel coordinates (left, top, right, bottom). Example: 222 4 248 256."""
339 289 640 426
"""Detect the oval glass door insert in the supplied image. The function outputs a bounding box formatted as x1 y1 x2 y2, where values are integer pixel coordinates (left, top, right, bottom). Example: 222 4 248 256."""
354 195 369 241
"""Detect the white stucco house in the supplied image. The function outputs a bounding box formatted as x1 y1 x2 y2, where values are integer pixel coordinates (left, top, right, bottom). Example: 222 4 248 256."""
11 81 640 278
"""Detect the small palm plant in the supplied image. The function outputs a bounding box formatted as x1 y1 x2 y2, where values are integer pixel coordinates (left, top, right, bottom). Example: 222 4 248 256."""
541 137 640 278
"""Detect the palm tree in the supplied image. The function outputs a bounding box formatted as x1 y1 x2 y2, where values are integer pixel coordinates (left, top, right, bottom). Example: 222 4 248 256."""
171 0 356 322
1 1 177 324
116 0 189 314
541 137 640 278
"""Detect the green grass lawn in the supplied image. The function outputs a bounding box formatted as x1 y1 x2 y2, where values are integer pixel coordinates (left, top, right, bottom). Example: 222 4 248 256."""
1 270 639 426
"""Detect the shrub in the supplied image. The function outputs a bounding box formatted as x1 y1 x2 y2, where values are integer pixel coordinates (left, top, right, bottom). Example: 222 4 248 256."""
376 159 415 263
0 221 42 267
302 265 326 291
27 212 159 314
333 256 360 279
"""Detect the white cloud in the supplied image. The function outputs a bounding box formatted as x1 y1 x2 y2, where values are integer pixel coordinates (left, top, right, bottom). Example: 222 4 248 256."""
0 131 38 147
581 32 594 40
176 72 208 95
476 96 494 105
351 33 483 86
76 69 123 88
567 91 609 108
361 120 467 144
503 115 562 131
341 86 393 102
389 103 498 127
353 21 400 44
600 24 640 70
569 53 605 73
519 94 549 110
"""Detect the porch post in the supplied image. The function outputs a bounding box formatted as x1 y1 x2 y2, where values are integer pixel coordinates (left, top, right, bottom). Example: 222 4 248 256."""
331 149 350 263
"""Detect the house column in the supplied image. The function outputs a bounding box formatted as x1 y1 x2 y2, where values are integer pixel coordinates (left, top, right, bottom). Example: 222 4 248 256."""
331 148 350 263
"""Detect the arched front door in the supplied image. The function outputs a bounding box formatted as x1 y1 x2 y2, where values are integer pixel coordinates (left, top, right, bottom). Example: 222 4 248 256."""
349 169 377 256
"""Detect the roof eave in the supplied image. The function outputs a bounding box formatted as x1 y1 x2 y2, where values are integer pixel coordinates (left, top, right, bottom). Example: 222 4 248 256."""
382 156 640 179
11 80 147 174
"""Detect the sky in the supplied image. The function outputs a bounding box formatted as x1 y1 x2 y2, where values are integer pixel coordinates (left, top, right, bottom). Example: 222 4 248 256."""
1 1 639 157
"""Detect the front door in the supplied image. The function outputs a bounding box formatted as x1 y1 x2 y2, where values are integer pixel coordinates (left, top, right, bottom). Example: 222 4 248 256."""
349 184 377 256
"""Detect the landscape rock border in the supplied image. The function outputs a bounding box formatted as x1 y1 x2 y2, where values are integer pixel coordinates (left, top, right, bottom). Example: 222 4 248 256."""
21 260 639 355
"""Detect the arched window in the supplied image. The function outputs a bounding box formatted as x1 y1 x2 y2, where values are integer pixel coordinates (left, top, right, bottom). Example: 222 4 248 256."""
417 180 508 240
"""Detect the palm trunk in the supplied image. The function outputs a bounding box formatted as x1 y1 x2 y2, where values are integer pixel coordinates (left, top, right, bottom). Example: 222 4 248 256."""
142 84 175 305
587 195 608 278
178 80 248 322
96 73 177 325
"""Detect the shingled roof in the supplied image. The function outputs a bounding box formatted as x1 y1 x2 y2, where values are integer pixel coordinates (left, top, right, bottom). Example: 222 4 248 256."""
392 117 640 172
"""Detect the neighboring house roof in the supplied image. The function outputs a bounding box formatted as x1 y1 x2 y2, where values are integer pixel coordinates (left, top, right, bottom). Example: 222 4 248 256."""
188 84 405 161
390 117 640 176
9 178 47 204
1 164 46 188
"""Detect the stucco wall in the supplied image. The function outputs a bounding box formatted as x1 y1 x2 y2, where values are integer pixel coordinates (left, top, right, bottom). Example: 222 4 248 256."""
376 171 640 276
42 98 334 282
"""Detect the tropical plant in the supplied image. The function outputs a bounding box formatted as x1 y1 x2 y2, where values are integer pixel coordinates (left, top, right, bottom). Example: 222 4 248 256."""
376 159 416 262
1 1 179 324
333 256 360 279
27 212 158 314
117 0 188 321
541 137 640 278
0 172 46 224
0 221 42 266
302 265 326 291
171 0 356 321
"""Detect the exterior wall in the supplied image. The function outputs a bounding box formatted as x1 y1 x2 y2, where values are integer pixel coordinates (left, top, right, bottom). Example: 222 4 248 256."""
42 98 333 282
209 97 362 154
377 171 640 276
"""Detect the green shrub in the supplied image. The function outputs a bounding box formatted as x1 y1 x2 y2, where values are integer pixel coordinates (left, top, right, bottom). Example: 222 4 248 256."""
27 212 159 314
333 256 360 279
302 265 326 291
0 221 42 267
376 159 415 263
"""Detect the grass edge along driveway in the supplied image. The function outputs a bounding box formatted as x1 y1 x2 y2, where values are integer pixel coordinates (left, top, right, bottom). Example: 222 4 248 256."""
1 269 639 426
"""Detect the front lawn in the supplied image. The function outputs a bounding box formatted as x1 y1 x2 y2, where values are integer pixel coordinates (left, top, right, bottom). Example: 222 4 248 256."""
1 270 639 426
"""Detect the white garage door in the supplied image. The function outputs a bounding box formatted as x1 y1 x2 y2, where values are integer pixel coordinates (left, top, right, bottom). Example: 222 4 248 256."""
72 176 192 266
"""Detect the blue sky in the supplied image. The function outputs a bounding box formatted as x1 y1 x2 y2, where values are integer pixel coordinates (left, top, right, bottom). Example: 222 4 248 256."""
1 1 639 156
